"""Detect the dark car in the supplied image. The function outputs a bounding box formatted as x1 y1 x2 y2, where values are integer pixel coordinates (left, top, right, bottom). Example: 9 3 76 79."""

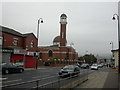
58 65 80 78
2 63 24 74
81 64 89 69
44 62 50 66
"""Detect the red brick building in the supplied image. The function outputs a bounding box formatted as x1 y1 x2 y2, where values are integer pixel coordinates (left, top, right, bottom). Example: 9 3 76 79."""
38 14 78 66
0 26 38 68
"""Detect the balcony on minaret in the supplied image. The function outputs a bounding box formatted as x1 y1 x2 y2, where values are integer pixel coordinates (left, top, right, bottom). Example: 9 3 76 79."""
60 14 67 24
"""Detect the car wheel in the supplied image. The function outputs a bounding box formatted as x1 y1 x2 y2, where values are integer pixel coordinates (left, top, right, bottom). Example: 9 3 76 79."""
5 70 9 74
20 69 23 73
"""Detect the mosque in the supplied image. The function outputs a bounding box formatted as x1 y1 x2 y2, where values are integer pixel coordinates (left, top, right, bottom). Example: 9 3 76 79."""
38 14 78 66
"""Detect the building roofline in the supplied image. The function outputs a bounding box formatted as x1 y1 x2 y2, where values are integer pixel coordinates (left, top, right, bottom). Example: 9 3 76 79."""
0 25 37 39
111 49 119 52
23 33 37 39
0 25 23 37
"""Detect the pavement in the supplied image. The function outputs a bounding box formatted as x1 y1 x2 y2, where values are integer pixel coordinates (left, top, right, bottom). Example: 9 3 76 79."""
75 67 119 89
24 66 62 71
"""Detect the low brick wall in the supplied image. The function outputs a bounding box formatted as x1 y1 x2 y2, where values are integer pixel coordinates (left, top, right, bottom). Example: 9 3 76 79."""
38 61 74 67
50 64 71 67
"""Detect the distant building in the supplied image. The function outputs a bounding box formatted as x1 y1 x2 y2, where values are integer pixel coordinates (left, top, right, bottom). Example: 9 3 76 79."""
111 49 118 68
0 26 38 68
38 14 78 65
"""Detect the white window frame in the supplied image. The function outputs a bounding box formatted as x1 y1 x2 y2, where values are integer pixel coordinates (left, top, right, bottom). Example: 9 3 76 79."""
13 38 18 46
62 32 64 38
0 36 3 45
30 41 34 48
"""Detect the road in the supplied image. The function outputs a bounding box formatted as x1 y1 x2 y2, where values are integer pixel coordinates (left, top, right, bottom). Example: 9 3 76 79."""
1 66 96 89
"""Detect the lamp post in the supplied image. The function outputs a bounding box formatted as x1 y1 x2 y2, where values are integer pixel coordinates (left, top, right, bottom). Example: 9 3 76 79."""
37 18 43 40
36 18 43 69
110 41 114 63
112 13 120 73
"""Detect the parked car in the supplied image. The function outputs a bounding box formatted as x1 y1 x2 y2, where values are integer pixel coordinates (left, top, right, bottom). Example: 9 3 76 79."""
58 65 80 78
2 63 24 74
44 62 50 66
98 64 103 68
75 63 81 68
15 62 24 67
81 64 89 69
91 64 99 70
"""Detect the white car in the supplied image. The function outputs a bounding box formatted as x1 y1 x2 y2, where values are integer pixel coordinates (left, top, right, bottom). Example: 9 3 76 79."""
91 64 99 70
98 64 103 68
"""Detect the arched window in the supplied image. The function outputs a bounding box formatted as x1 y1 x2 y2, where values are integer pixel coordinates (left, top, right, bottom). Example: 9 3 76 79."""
66 53 69 60
39 53 42 59
48 50 53 57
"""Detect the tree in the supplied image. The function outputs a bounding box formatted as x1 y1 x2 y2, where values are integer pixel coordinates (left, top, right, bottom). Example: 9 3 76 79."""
79 54 97 64
104 59 107 62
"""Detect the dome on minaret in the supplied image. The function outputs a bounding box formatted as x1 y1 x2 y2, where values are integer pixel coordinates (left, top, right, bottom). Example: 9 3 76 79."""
60 13 67 17
53 36 60 46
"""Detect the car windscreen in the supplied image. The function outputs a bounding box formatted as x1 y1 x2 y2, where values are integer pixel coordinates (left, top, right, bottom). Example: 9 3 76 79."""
81 64 87 66
92 64 97 66
63 65 74 70
2 63 17 68
1 63 7 67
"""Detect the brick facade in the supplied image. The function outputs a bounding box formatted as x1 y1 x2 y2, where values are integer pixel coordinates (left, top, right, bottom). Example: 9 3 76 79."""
23 34 38 51
2 32 23 48
1 27 38 51
1 26 38 68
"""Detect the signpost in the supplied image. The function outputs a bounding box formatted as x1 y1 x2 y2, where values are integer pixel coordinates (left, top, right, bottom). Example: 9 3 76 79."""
34 52 38 69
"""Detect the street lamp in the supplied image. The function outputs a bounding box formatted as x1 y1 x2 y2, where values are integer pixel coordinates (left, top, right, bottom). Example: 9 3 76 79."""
37 18 43 40
36 18 43 69
112 13 120 73
110 41 114 62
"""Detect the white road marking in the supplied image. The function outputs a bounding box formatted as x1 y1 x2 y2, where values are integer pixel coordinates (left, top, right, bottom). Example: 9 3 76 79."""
42 75 57 80
32 75 50 78
32 74 58 79
0 78 7 80
3 79 22 83
32 76 41 78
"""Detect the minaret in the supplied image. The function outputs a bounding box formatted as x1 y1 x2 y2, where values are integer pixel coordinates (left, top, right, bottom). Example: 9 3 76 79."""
60 13 67 47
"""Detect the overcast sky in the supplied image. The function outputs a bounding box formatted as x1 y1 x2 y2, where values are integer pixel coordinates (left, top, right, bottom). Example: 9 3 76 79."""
1 1 119 58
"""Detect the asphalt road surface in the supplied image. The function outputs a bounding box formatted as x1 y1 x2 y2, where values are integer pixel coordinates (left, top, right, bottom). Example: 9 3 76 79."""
1 66 96 89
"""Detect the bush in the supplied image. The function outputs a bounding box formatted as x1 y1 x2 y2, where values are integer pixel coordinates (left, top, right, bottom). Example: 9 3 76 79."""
51 59 54 64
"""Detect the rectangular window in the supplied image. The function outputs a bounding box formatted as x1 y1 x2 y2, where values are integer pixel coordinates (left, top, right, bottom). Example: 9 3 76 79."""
39 53 42 59
0 36 3 45
62 32 64 38
30 41 34 48
13 38 18 46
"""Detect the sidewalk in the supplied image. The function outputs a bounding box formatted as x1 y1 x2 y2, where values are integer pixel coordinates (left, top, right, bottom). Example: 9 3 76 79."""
24 66 62 71
24 66 47 71
76 68 119 89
